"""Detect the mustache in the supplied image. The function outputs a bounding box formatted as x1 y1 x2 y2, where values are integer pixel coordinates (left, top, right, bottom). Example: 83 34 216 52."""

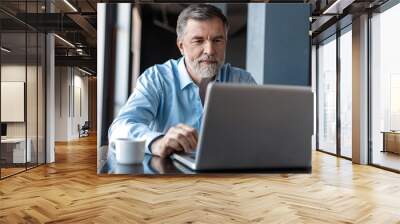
195 55 218 64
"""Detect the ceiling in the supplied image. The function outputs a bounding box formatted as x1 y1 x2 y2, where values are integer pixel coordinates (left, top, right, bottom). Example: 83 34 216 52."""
0 0 99 74
0 0 394 75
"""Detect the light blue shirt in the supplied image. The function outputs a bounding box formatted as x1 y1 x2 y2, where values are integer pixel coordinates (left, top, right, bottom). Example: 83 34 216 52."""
108 57 256 154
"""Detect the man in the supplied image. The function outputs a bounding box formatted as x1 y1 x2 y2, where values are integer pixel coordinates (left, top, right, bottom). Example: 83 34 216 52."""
108 4 256 158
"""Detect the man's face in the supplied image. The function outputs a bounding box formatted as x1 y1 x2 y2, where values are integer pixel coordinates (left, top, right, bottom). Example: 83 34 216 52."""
177 17 227 79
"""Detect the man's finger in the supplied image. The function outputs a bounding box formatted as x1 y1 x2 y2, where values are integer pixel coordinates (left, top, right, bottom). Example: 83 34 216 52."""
166 137 183 152
173 132 193 152
176 125 198 144
183 125 198 141
175 128 197 149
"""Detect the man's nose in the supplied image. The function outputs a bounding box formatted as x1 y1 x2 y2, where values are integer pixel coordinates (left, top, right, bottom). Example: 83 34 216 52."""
203 41 216 56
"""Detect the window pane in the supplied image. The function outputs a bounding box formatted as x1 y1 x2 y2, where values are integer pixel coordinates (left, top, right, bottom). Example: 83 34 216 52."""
1 31 28 177
340 29 352 158
371 3 400 171
318 37 337 154
27 31 38 169
0 1 46 178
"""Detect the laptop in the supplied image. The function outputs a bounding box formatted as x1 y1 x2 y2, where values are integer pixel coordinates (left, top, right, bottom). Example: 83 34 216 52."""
171 83 313 171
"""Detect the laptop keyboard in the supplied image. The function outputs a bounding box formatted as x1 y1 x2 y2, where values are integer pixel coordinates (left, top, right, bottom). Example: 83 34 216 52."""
173 152 196 161
176 152 196 159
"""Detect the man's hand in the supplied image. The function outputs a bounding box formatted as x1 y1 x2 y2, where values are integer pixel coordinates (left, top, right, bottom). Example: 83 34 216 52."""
151 124 198 158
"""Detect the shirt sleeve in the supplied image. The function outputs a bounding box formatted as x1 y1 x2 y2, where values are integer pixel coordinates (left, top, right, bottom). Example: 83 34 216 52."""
108 69 164 155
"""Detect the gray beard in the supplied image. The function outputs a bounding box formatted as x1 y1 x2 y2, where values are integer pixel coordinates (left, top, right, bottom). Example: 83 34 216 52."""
188 56 224 79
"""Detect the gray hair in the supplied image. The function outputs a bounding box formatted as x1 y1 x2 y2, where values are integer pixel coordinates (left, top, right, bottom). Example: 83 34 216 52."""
176 4 229 40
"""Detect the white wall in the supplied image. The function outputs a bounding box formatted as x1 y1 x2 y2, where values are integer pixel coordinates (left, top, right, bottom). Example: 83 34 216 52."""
1 64 46 163
1 66 26 140
1 65 40 137
72 73 89 138
55 67 89 141
55 67 68 141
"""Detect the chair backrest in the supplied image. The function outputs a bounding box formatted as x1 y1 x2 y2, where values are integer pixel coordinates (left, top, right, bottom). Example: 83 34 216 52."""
82 121 90 129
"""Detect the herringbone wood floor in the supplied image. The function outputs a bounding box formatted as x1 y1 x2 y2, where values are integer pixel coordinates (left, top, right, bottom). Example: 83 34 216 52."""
1 135 400 223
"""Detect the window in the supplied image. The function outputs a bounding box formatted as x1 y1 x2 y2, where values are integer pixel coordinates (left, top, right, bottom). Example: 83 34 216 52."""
316 25 353 159
317 35 337 154
339 27 352 158
370 2 400 171
0 1 47 179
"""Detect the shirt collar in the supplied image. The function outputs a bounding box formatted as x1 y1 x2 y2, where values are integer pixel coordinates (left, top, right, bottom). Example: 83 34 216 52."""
178 57 194 90
177 57 223 90
215 68 222 82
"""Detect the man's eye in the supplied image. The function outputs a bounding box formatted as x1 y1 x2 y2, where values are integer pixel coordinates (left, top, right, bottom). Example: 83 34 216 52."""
214 39 223 43
192 40 203 44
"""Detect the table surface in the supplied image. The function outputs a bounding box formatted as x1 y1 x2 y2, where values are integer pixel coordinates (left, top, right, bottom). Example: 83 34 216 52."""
1 138 27 143
381 131 400 134
98 146 311 175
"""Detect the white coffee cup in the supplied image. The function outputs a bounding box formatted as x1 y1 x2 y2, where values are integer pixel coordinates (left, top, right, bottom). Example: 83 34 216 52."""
110 138 146 164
